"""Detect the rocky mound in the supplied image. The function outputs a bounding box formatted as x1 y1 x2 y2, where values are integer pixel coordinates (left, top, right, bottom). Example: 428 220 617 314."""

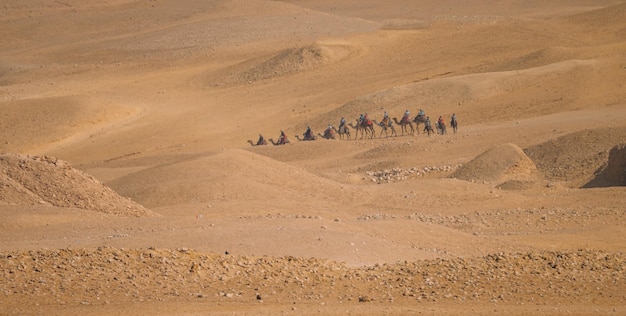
524 127 626 187
0 154 155 217
228 44 353 84
601 143 626 185
584 143 626 188
0 247 623 309
450 143 540 189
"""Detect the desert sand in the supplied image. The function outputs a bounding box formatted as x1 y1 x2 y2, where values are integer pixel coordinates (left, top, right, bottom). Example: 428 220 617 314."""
1 0 626 315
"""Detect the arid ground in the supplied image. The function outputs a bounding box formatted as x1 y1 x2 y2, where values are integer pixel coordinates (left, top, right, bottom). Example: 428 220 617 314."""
1 1 626 315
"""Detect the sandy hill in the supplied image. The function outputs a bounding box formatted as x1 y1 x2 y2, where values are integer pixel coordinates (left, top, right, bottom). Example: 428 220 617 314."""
1 0 623 158
208 44 357 87
450 143 541 188
1 0 626 315
104 148 356 213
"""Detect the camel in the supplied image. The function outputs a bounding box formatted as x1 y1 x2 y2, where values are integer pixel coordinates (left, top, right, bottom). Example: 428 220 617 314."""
247 139 267 146
348 119 374 139
318 127 337 140
361 119 375 139
347 122 364 139
392 117 414 136
423 123 434 136
296 128 317 141
373 119 397 138
413 114 427 134
337 124 351 140
436 120 447 135
296 134 317 141
450 117 458 134
268 137 290 145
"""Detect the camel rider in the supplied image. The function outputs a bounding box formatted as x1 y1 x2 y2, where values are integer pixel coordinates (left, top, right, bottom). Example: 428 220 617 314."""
304 126 313 139
257 134 265 145
279 130 287 145
339 117 346 133
361 112 371 126
402 109 410 123
359 113 365 123
382 111 389 126
325 124 334 138
438 116 444 126
418 109 425 117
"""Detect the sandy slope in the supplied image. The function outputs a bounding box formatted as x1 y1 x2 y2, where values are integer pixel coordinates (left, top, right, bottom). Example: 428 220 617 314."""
1 0 626 315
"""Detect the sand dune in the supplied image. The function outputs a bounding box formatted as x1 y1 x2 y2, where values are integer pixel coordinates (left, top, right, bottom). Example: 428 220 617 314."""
207 44 357 86
567 2 626 31
450 143 540 187
106 148 353 212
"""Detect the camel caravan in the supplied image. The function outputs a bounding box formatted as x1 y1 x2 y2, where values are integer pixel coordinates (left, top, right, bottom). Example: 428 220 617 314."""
248 110 458 146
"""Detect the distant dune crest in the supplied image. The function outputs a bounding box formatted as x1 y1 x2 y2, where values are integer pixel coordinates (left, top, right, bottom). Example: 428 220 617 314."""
223 44 355 85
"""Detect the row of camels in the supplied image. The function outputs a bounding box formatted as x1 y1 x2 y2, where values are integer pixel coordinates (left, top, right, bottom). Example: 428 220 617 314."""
248 113 458 146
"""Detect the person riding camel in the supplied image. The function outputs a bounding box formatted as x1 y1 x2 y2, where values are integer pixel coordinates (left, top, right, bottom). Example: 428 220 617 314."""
304 125 313 140
418 109 425 117
339 117 346 133
381 111 390 126
278 130 288 145
424 116 432 132
324 124 335 139
450 113 458 133
256 134 266 146
438 115 445 126
402 109 410 123
362 113 371 127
